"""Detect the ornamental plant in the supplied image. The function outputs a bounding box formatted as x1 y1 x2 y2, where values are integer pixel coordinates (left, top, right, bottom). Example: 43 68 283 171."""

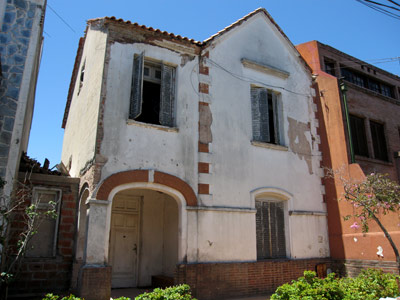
135 284 197 300
271 269 400 300
341 173 400 272
0 174 58 300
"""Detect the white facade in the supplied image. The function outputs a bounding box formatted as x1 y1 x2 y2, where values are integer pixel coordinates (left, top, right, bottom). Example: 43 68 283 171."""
62 9 329 289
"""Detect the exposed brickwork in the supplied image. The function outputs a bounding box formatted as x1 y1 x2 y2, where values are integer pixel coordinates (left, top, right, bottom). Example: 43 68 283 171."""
79 265 111 300
199 65 209 75
199 83 209 94
175 259 332 299
96 169 149 199
8 173 80 297
198 183 209 195
154 171 197 206
96 170 197 206
198 162 210 173
198 142 209 153
338 259 400 276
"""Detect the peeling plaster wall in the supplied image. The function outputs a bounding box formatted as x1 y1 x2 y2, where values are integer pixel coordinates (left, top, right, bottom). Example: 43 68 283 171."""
63 14 331 267
99 41 199 192
61 27 108 177
203 14 329 259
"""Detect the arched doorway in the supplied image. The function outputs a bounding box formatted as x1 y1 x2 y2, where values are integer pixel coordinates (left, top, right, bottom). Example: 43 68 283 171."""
109 188 179 288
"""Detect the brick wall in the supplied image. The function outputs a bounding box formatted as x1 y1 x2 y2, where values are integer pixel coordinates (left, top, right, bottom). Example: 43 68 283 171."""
176 258 332 299
337 259 400 277
7 173 80 297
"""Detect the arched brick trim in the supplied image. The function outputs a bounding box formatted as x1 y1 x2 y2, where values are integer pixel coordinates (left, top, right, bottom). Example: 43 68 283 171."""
95 170 197 206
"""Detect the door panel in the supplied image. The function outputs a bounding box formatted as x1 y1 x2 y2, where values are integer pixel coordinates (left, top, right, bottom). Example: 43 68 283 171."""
110 196 140 288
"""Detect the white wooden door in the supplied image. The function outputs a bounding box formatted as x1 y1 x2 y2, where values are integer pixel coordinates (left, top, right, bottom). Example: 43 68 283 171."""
110 195 140 288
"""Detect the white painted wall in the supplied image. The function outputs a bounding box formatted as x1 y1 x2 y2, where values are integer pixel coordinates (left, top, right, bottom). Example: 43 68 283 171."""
99 42 199 192
198 13 329 259
65 11 330 269
61 26 108 177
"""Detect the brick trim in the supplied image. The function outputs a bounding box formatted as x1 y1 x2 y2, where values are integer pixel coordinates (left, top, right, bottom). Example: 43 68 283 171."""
95 170 197 206
198 162 210 173
198 183 209 194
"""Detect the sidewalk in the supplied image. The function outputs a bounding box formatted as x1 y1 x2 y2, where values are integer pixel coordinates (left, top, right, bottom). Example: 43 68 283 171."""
110 288 271 299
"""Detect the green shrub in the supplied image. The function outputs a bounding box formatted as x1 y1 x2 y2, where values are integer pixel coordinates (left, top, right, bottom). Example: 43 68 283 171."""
271 269 400 300
42 295 82 300
135 284 196 300
341 269 400 300
271 271 343 300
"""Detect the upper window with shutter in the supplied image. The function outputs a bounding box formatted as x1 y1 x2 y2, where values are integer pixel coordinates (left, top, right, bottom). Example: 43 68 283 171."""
129 52 176 127
251 87 280 145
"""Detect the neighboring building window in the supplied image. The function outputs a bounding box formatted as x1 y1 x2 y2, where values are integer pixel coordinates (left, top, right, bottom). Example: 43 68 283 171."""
324 59 336 76
341 67 394 98
370 121 388 161
349 114 369 157
26 189 61 257
130 52 175 127
251 87 280 144
255 199 286 259
341 68 366 88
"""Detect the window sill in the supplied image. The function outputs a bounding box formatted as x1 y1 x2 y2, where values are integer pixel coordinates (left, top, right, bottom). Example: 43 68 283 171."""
355 155 392 166
251 140 288 151
127 119 179 133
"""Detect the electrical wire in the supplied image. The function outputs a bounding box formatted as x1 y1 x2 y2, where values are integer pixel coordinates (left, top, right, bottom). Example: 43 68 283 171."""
47 3 76 33
205 58 312 97
386 0 400 7
356 0 400 20
363 0 400 11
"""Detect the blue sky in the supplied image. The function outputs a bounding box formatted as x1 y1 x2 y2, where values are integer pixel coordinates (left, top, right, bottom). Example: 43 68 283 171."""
27 0 400 167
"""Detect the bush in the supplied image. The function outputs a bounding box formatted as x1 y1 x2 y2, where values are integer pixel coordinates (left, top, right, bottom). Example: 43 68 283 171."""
271 271 343 300
42 285 195 300
271 269 400 300
42 294 130 300
42 295 82 300
135 284 196 300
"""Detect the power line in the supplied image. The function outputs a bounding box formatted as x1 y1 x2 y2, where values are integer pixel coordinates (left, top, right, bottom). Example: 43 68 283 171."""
363 0 400 11
386 0 400 7
47 3 76 33
356 0 400 20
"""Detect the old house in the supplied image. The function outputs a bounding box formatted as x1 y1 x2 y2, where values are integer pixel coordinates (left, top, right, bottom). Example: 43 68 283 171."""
62 9 330 300
297 41 400 275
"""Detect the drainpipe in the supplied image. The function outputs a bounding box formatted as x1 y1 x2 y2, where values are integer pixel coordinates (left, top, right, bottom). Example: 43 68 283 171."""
339 79 355 164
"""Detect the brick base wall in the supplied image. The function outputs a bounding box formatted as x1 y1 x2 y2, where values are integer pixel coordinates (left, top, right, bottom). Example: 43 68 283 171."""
78 265 112 300
336 259 400 277
7 173 79 298
175 258 332 300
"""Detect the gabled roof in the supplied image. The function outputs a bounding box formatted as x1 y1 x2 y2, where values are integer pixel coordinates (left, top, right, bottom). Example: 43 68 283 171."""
88 16 202 45
62 8 311 128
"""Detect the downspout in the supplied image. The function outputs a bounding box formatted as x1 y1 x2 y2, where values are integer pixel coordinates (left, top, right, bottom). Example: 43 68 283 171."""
339 79 355 164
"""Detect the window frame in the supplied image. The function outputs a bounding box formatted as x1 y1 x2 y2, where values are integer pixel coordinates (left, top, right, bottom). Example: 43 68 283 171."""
25 188 62 258
349 114 369 158
129 52 176 127
250 86 281 145
369 120 389 161
255 198 287 260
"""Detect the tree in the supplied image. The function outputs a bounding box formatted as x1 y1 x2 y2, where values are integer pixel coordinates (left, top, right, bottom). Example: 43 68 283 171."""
0 174 57 299
341 172 400 273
